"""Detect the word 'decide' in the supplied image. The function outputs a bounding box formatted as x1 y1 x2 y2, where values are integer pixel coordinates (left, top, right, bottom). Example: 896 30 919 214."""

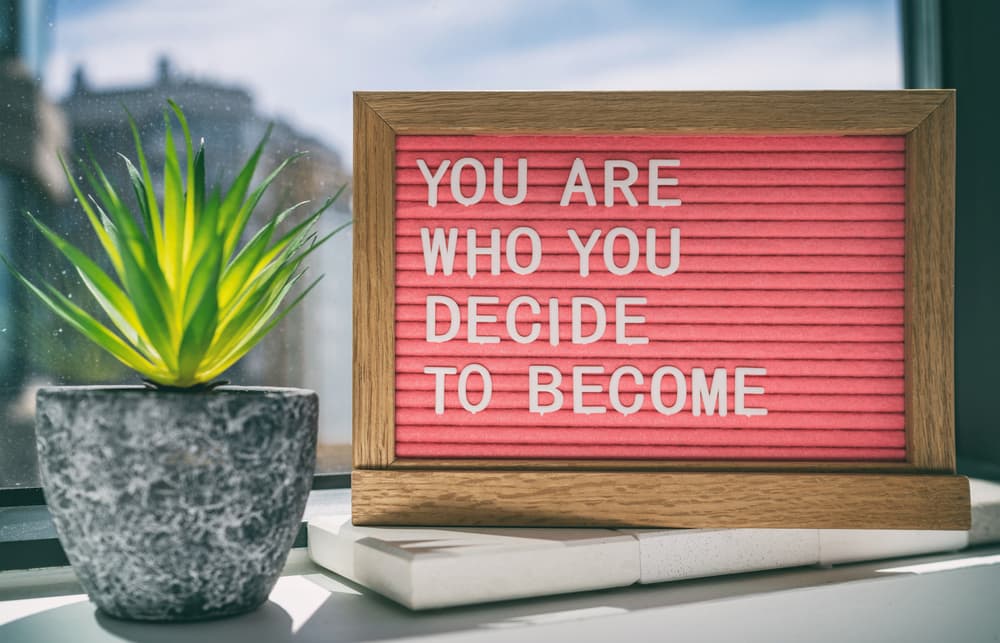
427 295 649 346
417 157 682 207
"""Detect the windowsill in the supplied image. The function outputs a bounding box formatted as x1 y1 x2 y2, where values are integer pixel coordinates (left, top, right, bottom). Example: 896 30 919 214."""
0 485 352 572
2 543 1000 641
2 487 1000 642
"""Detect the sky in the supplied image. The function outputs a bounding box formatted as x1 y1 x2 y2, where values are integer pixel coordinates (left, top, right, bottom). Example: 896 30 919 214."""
44 0 903 163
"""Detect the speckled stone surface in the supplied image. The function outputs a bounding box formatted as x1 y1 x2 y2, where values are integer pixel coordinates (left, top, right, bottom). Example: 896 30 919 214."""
35 386 317 621
969 478 1000 546
621 528 819 583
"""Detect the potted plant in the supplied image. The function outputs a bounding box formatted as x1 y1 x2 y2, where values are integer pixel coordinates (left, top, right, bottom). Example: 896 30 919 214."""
3 101 348 621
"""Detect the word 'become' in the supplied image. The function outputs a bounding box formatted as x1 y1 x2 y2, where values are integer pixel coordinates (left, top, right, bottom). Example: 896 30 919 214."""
422 364 768 417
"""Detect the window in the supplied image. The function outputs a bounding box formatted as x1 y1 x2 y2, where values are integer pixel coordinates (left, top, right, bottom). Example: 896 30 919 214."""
1 0 903 490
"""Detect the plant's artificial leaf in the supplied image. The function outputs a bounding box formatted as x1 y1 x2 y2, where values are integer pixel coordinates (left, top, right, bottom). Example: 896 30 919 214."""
125 106 164 255
23 212 160 364
5 101 349 388
1 255 167 379
199 275 324 382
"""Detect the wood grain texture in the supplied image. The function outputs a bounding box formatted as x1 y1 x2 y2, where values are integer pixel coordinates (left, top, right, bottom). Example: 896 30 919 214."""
352 469 971 530
904 92 956 472
357 91 951 134
352 94 397 468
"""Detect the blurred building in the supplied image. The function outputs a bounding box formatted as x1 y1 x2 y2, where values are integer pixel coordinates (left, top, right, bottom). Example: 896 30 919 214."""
0 0 67 486
60 56 352 397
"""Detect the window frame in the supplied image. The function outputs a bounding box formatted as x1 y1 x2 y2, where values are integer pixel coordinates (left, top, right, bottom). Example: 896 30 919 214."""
0 473 350 572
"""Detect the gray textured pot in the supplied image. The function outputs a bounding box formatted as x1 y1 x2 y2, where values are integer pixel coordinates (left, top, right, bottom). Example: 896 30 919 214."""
35 385 317 621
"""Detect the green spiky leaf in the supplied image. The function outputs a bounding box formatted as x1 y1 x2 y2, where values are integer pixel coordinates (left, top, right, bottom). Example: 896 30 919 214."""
6 101 349 389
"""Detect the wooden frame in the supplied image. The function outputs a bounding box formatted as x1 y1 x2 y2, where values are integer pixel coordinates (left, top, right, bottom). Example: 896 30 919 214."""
353 91 969 529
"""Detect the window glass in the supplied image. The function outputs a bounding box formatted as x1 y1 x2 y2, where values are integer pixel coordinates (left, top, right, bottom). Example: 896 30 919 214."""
0 0 902 487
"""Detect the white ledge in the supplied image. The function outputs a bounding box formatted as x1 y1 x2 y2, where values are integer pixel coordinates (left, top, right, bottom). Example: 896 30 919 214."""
2 546 1000 641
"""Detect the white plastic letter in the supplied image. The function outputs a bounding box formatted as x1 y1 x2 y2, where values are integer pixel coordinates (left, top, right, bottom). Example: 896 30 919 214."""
506 226 542 275
651 366 686 415
423 366 457 414
735 367 768 417
420 227 459 276
604 227 640 275
573 366 606 415
451 157 487 206
692 367 728 417
467 229 502 277
458 364 492 413
615 296 648 345
567 229 601 277
426 295 460 343
560 158 596 206
609 365 644 415
416 159 450 207
604 160 639 207
493 157 528 206
648 159 681 207
571 297 606 344
507 296 542 344
529 365 563 415
467 296 500 344
646 227 681 276
548 298 559 346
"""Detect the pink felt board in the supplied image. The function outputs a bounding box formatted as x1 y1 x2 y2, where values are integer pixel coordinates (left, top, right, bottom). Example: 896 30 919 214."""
393 134 907 461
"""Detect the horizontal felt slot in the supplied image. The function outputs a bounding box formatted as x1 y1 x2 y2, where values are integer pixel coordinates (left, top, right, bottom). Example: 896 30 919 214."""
396 135 905 152
395 339 903 360
396 253 904 274
396 357 904 378
397 151 906 170
396 373 904 394
396 185 905 204
394 443 906 460
397 237 903 257
396 288 905 308
395 271 904 290
395 427 905 448
396 391 903 413
394 409 904 430
395 219 904 239
395 168 905 187
399 321 903 343
397 304 904 325
396 203 905 221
